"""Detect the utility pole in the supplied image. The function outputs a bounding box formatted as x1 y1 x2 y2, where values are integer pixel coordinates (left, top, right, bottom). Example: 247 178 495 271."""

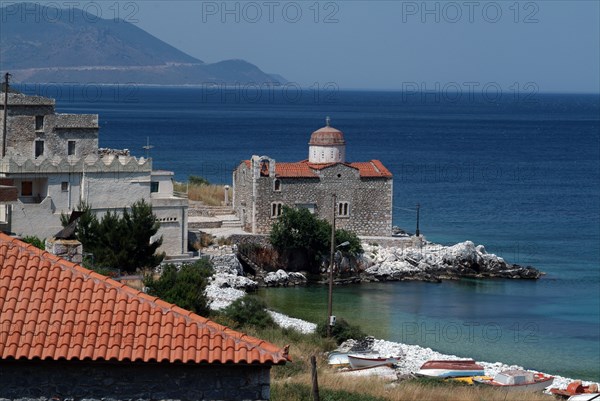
2 72 11 158
327 193 336 338
415 203 420 237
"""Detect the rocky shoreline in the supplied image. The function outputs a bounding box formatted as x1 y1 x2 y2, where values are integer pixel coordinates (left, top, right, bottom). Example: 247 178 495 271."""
200 248 596 394
358 240 543 283
201 256 595 394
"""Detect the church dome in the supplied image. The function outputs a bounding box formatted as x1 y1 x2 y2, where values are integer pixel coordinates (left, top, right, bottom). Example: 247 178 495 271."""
308 117 346 164
309 125 346 146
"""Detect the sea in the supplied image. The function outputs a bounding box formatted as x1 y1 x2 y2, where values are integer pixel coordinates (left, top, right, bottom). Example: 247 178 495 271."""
16 84 600 381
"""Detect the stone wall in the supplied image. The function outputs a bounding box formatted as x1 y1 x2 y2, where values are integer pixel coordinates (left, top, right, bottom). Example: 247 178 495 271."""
233 163 253 231
233 162 393 236
2 102 98 160
0 360 271 401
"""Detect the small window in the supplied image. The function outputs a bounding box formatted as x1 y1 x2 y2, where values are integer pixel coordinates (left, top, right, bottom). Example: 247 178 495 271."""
338 202 350 217
61 182 69 192
150 181 159 193
21 181 33 196
67 140 76 156
34 140 44 158
274 179 281 191
271 202 283 218
35 116 44 131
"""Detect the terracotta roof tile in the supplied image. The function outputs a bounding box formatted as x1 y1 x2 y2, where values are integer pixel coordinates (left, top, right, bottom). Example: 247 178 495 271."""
275 162 319 178
0 234 289 365
267 159 393 179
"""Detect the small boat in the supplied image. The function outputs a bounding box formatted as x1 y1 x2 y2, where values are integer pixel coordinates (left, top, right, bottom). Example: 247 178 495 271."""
551 381 600 398
567 395 600 401
327 351 350 366
416 359 485 378
473 369 554 392
446 376 492 385
347 354 400 369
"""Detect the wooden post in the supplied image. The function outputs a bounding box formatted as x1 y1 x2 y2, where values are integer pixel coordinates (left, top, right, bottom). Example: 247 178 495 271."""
327 193 336 337
2 72 10 158
311 355 320 401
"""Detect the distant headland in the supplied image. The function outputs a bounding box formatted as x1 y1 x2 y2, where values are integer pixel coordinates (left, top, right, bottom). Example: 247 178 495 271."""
0 2 285 86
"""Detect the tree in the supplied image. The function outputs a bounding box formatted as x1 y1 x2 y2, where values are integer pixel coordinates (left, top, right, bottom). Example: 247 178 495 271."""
123 199 164 270
270 206 330 271
144 259 213 316
61 200 165 273
60 201 99 248
269 206 363 272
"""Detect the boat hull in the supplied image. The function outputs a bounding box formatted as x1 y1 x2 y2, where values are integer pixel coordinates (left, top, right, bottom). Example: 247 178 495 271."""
567 395 600 401
473 376 554 392
328 352 350 366
417 368 486 378
348 354 399 369
416 359 485 378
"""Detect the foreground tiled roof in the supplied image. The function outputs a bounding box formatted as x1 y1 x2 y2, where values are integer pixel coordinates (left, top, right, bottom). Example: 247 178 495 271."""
0 234 289 364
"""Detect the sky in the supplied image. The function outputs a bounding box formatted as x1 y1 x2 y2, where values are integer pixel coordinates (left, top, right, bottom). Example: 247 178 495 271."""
18 1 600 92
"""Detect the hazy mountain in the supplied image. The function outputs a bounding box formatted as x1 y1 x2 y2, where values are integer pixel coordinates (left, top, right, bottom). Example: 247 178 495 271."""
0 3 284 85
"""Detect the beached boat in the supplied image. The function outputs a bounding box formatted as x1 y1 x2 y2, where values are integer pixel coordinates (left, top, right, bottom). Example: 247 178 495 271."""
347 354 400 369
416 359 485 378
567 394 600 401
327 351 350 366
551 381 600 398
473 370 554 392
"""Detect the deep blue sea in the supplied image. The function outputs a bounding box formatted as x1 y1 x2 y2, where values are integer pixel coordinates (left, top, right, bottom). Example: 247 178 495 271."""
18 85 600 380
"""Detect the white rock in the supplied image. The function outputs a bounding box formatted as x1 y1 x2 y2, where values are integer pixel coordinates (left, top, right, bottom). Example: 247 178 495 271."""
268 310 316 334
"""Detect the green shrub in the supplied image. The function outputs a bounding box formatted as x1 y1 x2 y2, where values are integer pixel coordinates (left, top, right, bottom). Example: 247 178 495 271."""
316 318 367 345
189 175 210 186
21 236 45 250
222 296 275 329
144 259 214 316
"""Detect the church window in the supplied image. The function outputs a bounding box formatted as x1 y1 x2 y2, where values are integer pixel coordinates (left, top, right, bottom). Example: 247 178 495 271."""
61 182 69 192
338 202 350 217
35 116 44 131
67 140 76 156
34 140 44 158
274 179 281 191
271 202 283 218
151 181 159 193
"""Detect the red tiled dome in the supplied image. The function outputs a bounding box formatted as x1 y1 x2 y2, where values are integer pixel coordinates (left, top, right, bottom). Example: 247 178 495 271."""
309 126 346 146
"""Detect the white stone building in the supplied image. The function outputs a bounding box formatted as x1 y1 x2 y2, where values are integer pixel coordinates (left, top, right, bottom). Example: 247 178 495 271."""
0 92 188 257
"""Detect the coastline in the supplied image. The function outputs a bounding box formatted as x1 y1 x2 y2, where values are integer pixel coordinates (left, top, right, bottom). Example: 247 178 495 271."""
202 246 598 392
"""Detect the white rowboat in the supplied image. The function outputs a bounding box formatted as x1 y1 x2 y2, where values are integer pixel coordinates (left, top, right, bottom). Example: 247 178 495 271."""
347 354 400 369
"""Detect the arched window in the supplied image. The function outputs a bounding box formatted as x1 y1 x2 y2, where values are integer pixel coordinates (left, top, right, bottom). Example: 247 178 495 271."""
271 202 283 218
274 179 281 191
337 202 350 217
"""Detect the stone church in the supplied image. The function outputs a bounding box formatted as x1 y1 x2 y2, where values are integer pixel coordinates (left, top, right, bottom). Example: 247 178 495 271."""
232 119 393 236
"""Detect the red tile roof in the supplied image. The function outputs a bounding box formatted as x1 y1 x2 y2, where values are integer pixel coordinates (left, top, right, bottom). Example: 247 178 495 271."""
0 234 289 365
348 160 393 178
240 160 392 179
275 162 319 178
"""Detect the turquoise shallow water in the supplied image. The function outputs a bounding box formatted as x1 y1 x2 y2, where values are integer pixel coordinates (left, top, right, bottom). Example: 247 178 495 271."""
259 280 600 381
17 85 600 381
